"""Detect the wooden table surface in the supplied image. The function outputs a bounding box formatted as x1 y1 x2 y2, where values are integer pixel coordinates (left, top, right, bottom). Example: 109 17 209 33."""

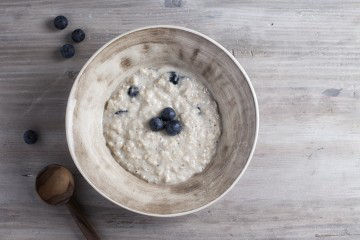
1 0 360 239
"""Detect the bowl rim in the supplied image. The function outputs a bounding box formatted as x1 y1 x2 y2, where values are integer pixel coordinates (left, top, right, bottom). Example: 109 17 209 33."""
65 25 259 217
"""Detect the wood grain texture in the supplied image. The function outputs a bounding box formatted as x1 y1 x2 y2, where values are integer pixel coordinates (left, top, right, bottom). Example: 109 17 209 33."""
1 0 360 239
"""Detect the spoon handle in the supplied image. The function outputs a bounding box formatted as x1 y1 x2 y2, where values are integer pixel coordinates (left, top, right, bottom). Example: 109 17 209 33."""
66 198 101 240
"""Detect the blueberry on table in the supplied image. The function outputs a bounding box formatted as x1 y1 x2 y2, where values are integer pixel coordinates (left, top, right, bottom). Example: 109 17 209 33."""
165 120 182 136
71 29 86 43
60 44 75 58
169 71 180 85
54 15 68 30
23 130 38 144
160 107 176 121
128 86 139 97
149 117 164 131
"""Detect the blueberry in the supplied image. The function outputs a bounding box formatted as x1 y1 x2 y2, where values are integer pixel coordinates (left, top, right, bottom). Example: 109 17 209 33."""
165 120 182 136
149 117 164 131
114 109 128 115
60 44 75 58
23 130 38 144
160 107 176 121
71 29 85 43
169 71 180 85
128 86 139 97
54 15 68 30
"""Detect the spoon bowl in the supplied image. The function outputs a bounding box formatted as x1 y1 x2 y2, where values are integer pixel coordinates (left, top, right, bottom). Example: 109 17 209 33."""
36 164 74 205
36 164 100 240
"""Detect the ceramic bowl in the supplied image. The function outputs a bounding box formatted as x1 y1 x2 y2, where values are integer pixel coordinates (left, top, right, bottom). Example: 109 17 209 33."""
66 26 258 217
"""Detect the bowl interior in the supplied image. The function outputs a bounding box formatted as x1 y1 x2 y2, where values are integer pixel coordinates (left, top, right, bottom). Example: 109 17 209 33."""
66 26 258 216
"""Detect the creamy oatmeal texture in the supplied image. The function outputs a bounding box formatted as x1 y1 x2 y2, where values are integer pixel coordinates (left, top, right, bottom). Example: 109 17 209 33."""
103 67 221 184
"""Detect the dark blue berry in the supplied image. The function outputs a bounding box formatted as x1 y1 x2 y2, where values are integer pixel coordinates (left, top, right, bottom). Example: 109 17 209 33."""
54 15 68 30
165 120 182 136
72 29 85 43
160 107 176 121
60 44 75 58
149 117 164 131
128 86 139 97
169 71 180 85
23 130 38 144
114 109 128 115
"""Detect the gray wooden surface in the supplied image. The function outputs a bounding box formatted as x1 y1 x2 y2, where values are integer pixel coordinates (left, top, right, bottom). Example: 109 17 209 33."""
1 0 360 239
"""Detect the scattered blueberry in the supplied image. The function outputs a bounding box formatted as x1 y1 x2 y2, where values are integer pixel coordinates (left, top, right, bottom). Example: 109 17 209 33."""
54 15 68 30
23 130 38 144
160 107 176 121
169 71 180 85
60 44 75 58
128 86 139 97
115 109 128 115
149 117 164 131
165 120 182 136
71 29 85 43
197 106 202 114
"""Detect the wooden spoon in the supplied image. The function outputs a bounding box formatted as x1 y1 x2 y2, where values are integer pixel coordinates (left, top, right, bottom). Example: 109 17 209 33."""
36 164 100 240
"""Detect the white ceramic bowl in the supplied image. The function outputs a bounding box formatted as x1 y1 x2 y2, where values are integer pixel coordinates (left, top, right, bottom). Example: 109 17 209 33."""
66 26 259 217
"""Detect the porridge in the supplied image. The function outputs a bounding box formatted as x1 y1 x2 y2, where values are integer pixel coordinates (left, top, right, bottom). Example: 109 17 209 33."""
103 67 221 184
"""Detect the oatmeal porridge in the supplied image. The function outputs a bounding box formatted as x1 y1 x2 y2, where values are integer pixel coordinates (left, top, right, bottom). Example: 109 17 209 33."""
103 67 221 184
